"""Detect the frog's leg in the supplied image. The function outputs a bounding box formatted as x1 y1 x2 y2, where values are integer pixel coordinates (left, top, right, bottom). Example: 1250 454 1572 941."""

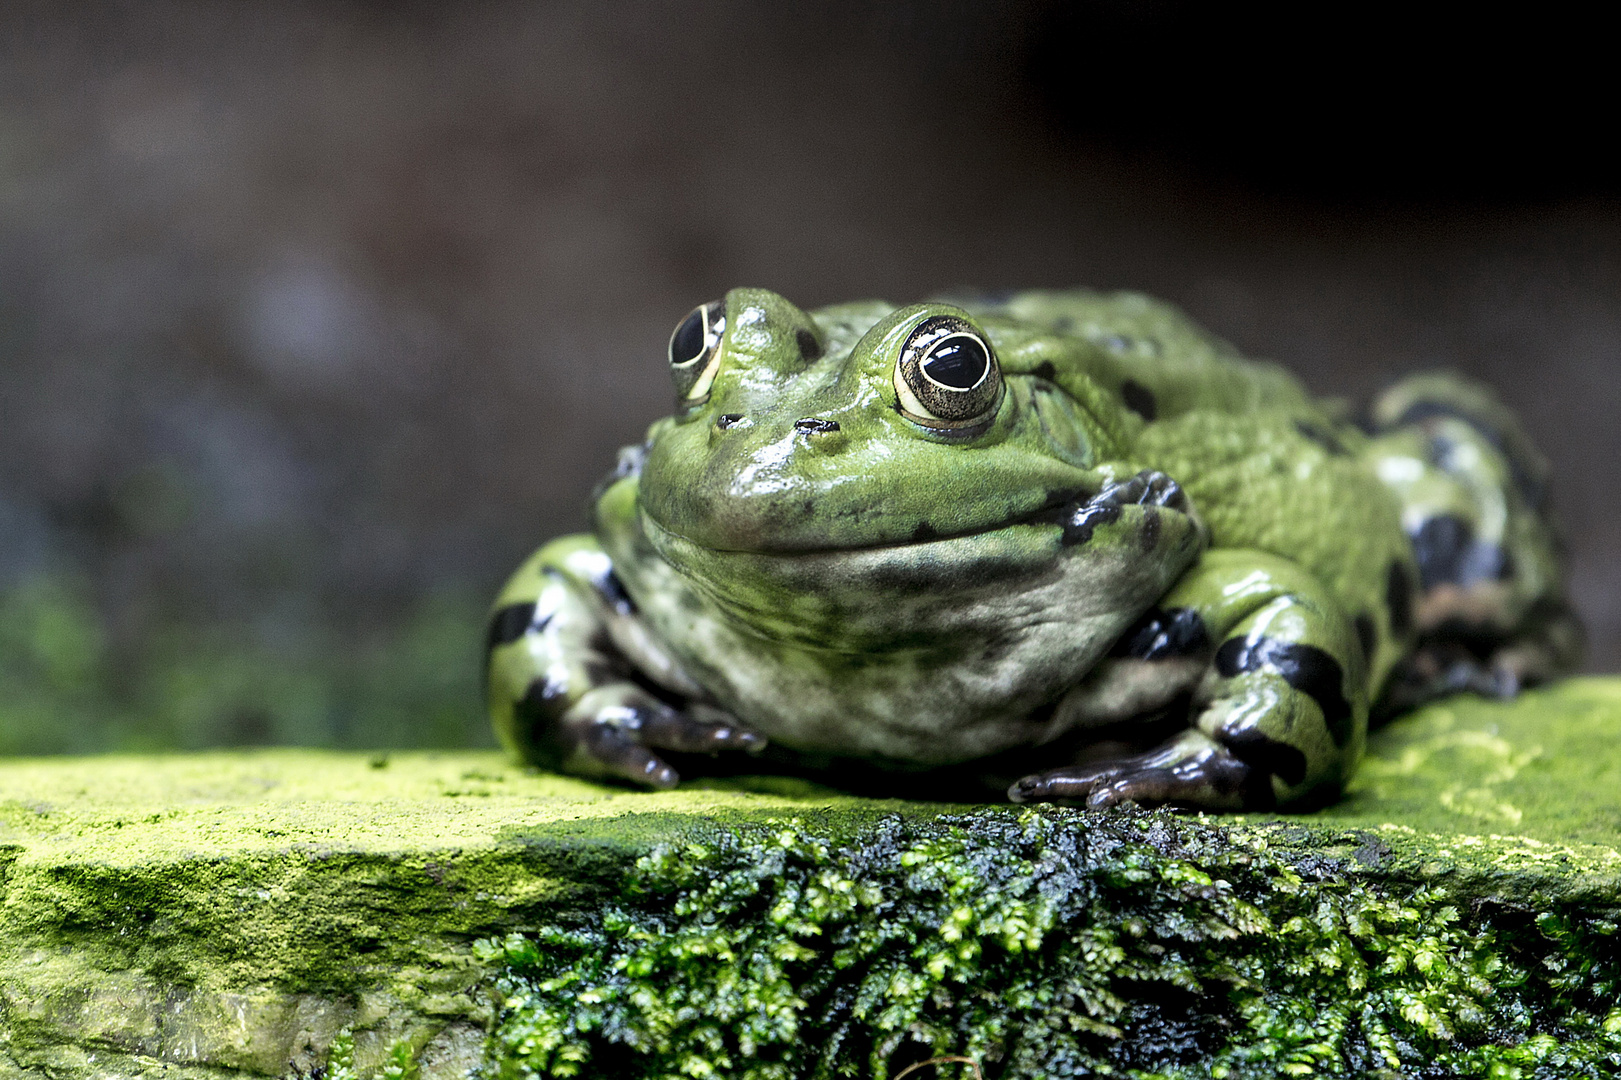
1366 373 1583 716
486 535 765 788
1010 549 1366 810
1378 598 1584 716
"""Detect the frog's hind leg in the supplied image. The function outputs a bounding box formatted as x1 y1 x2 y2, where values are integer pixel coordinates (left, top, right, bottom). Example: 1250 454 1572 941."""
486 535 766 787
1367 373 1582 716
1377 597 1584 717
1010 549 1367 810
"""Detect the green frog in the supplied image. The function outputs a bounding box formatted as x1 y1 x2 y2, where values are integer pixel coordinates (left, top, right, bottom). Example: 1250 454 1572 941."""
486 289 1579 809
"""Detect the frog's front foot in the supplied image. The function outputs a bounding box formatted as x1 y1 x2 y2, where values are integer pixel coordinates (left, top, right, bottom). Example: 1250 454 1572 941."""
1057 469 1191 544
554 687 766 789
1009 731 1253 810
486 537 767 790
1012 548 1369 811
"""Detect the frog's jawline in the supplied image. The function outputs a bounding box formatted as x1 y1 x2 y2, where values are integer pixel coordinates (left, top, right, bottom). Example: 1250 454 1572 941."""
646 486 1091 558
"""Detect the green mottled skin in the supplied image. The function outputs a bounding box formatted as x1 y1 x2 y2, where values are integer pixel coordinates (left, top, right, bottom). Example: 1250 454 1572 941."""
488 289 1576 810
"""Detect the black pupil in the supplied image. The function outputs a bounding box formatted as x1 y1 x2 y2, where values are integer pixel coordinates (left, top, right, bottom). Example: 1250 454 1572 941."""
922 337 988 389
671 309 707 366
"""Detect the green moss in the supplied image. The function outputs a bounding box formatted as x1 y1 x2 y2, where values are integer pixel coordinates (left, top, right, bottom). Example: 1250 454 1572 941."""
475 809 1621 1079
6 681 1621 1077
308 1031 419 1080
474 681 1621 1079
1322 678 1621 843
0 749 925 1077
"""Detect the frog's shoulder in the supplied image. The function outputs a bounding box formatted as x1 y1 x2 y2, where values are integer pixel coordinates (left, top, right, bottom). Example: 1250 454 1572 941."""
953 288 1312 422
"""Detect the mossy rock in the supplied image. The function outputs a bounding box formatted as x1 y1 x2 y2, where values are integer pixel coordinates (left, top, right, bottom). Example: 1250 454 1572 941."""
5 680 1621 1078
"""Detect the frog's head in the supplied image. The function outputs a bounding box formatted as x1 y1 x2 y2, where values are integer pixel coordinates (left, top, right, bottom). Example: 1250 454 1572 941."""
619 287 1203 656
637 287 1121 554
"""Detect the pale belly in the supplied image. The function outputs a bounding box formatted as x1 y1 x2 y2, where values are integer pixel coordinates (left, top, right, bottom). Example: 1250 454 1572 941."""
609 509 1204 765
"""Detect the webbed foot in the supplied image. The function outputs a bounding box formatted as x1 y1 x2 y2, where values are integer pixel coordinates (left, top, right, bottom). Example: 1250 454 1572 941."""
1018 548 1368 811
558 688 766 789
487 537 767 789
1009 731 1252 810
1375 600 1584 720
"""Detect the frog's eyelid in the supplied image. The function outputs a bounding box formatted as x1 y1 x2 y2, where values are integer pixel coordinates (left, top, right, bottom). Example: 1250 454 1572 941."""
685 345 725 402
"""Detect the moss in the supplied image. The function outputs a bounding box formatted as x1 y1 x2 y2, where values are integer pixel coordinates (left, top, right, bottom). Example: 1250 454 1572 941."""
476 680 1621 1079
1321 678 1621 843
5 680 1621 1077
0 749 926 1077
475 809 1621 1079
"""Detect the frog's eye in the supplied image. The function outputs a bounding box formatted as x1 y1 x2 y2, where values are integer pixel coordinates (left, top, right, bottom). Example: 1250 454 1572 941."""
894 315 1002 431
668 300 726 402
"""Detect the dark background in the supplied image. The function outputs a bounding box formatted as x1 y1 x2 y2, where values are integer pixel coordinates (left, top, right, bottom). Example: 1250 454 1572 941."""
2 1 1617 753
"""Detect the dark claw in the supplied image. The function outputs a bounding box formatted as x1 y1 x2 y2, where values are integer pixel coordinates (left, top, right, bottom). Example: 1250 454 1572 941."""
642 759 678 789
1057 471 1190 546
1009 774 1046 803
572 697 766 789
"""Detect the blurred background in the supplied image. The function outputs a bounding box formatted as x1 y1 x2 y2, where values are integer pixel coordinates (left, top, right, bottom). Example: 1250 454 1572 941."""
2 1 1616 754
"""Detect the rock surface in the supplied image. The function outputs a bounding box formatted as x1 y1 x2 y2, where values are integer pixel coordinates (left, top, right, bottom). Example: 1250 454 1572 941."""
3 679 1621 1078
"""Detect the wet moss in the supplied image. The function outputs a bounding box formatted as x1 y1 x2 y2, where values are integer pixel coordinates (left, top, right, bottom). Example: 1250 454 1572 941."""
4 681 1621 1077
476 809 1621 1079
478 680 1621 1079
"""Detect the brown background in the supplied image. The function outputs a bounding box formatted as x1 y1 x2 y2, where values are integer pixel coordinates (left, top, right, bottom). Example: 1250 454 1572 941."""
1 1 1616 750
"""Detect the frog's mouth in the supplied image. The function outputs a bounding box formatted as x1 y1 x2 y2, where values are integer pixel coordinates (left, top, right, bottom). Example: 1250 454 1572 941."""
638 470 1200 597
635 505 1071 653
640 484 1100 559
631 479 1204 655
641 467 1196 559
636 496 1082 613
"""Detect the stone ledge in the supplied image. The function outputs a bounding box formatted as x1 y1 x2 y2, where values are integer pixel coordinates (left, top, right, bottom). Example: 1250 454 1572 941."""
2 679 1621 1077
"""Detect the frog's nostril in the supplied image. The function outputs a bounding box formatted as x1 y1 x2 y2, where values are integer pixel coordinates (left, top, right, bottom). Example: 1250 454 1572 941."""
794 418 840 435
716 413 745 430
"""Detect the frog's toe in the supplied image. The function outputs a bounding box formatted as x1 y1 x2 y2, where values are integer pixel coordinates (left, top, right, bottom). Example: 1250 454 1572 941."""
1376 644 1520 719
1008 763 1120 805
577 714 682 790
1075 762 1248 810
569 694 768 789
1009 732 1253 810
641 702 768 755
1010 761 1249 810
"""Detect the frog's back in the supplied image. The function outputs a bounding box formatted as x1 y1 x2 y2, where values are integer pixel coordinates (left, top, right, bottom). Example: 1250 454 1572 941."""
963 289 1577 712
967 288 1312 419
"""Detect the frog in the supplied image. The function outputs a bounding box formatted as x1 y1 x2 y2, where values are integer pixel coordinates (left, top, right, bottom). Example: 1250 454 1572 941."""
485 288 1580 810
